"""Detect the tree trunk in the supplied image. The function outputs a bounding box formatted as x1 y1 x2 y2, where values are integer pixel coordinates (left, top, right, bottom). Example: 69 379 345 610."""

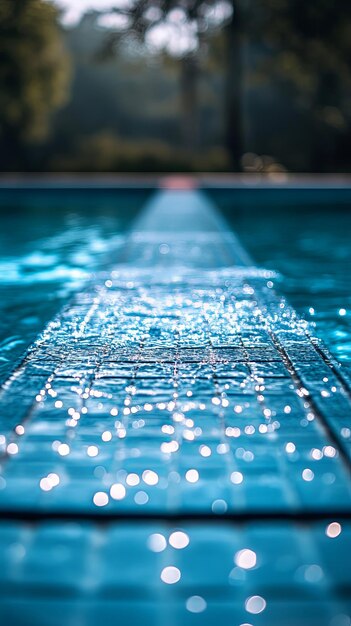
179 54 199 154
225 2 244 170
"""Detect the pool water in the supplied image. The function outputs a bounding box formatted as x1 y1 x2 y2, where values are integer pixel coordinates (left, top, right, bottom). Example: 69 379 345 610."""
0 188 150 384
214 189 351 365
0 185 350 626
1 187 350 371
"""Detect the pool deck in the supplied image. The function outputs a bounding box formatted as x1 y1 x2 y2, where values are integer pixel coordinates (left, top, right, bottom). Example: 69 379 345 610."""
0 189 351 625
2 172 351 184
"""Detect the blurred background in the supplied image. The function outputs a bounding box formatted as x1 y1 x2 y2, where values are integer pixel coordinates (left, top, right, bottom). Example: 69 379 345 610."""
1 0 351 174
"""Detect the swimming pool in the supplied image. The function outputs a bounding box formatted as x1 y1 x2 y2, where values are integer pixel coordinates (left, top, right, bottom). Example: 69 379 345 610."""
0 181 350 626
1 184 350 370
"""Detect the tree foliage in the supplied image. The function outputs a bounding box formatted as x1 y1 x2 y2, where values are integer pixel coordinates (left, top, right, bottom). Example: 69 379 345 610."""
0 0 71 149
98 0 351 169
249 0 351 108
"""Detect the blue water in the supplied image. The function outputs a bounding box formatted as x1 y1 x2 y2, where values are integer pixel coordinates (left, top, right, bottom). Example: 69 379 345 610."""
0 189 149 383
1 187 350 371
0 186 351 626
215 190 351 365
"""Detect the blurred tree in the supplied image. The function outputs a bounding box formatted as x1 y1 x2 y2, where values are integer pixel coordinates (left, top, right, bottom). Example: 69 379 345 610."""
224 1 245 170
0 0 71 169
245 0 351 171
96 1 237 162
97 0 351 172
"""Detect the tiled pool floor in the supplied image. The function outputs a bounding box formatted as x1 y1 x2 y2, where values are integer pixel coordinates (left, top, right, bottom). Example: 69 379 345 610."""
0 190 350 625
1 521 350 626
